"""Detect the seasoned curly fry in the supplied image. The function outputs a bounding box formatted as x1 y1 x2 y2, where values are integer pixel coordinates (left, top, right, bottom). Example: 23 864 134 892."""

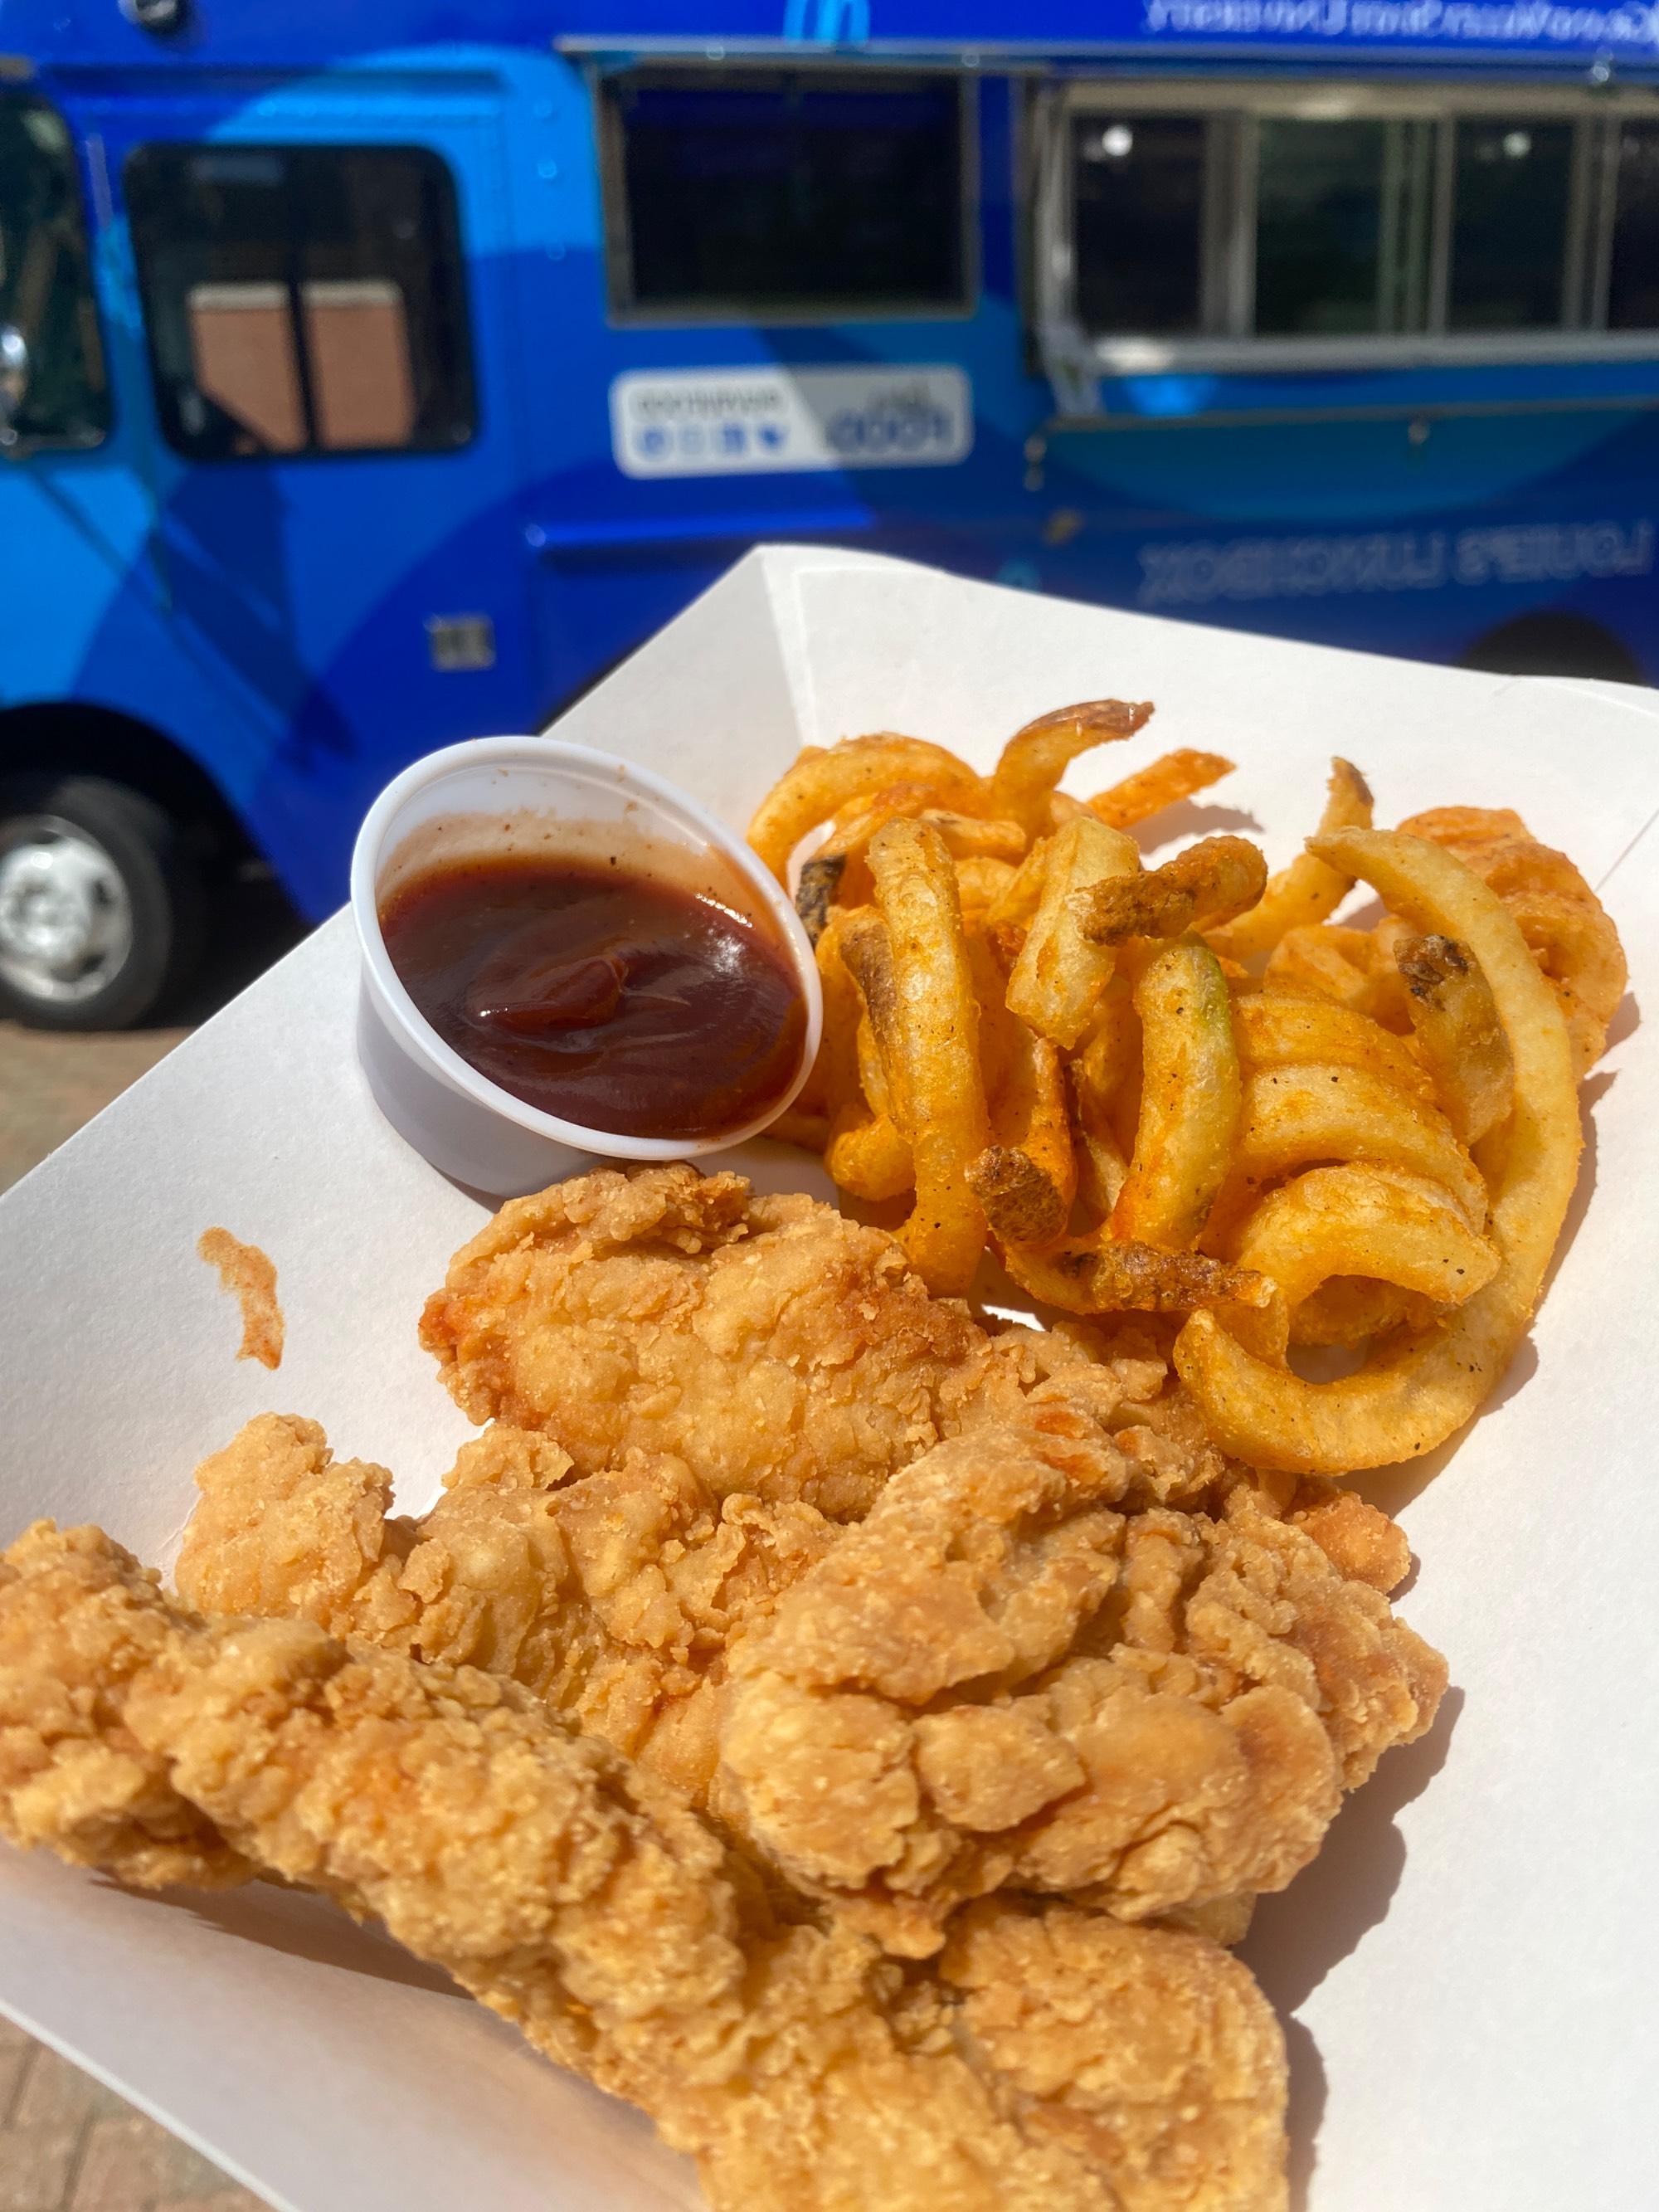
831 914 917 1201
1205 1063 1488 1251
1087 748 1236 830
748 735 985 882
1005 816 1141 1050
744 715 1610 1520
1069 980 1138 1128
1073 1120 1131 1221
807 787 1029 919
1289 1278 1431 1349
954 854 1019 914
973 1021 1078 1252
867 821 990 1294
799 906 867 1127
967 1145 1068 1253
1000 1235 1272 1318
1179 827 1584 1474
1263 923 1410 1029
1225 1165 1499 1362
1207 758 1373 962
794 854 845 945
987 699 1153 836
1112 940 1241 1252
1399 805 1627 1074
1394 933 1515 1147
1073 837 1268 948
1233 992 1432 1097
825 1103 914 1201
840 914 905 1108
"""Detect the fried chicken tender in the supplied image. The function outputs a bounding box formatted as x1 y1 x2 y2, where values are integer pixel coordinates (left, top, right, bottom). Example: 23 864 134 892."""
174 1369 1438 1963
418 1165 1117 1520
177 1413 837 1806
1 1521 1290 2212
718 1396 1445 1956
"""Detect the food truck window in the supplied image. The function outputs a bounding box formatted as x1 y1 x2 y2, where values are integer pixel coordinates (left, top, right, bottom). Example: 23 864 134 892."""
1446 120 1574 332
1070 116 1207 338
1607 123 1659 330
0 96 109 446
605 71 968 318
1254 118 1436 339
126 144 474 460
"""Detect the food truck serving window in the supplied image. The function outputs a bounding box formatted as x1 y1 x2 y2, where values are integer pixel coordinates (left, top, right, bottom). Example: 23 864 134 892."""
125 144 474 461
1048 87 1659 365
602 71 969 319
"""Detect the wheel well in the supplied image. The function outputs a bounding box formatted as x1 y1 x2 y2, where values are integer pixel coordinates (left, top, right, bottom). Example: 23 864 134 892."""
0 703 253 869
1459 611 1647 686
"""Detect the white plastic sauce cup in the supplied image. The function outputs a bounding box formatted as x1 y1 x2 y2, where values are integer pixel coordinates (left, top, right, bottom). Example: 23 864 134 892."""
351 737 823 1197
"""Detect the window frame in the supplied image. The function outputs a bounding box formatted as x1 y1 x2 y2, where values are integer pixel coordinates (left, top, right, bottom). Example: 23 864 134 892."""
123 139 477 466
1035 79 1659 377
0 91 112 453
596 65 980 328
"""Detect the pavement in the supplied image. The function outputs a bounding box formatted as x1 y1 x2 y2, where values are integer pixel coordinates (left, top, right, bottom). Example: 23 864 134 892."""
0 875 306 2212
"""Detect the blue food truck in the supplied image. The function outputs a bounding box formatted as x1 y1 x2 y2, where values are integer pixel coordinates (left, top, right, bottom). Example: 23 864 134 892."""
2 0 1658 1025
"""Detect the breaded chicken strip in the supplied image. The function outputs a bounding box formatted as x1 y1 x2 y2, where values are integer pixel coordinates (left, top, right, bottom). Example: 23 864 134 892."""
718 1396 1446 1956
177 1413 836 1806
174 1388 1438 1964
418 1165 1141 1520
1 1522 1290 2212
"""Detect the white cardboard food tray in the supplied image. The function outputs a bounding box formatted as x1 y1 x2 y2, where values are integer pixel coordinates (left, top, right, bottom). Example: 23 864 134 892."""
2 548 1655 2211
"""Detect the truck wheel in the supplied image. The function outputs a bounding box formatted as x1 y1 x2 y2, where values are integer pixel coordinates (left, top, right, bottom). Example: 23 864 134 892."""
0 775 205 1030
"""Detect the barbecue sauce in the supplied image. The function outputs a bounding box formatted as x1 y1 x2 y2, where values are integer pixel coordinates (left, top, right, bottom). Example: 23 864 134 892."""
380 850 806 1141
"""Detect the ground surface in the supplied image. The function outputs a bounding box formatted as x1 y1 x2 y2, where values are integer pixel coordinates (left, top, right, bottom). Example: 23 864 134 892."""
0 876 305 2212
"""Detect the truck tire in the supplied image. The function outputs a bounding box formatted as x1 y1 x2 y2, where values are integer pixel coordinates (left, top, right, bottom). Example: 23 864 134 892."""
0 774 206 1030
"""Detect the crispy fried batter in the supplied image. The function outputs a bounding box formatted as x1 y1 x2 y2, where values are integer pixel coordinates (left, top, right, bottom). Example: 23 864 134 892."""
204 1177 1441 1977
418 1165 1132 1520
0 1527 252 1892
1 1522 1291 2212
718 1398 1444 1956
177 1413 837 1807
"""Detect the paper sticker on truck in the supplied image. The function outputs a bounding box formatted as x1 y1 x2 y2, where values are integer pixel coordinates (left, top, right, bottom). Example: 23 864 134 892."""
611 365 973 477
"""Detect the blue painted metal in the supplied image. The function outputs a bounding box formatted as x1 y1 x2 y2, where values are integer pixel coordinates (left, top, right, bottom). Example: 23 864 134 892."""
1 1 1657 923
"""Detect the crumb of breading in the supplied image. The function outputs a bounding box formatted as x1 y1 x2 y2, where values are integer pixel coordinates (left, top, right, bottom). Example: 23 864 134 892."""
197 1228 283 1369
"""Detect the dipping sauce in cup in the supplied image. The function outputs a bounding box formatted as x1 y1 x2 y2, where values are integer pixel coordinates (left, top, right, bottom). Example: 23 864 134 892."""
377 843 807 1143
351 738 821 1196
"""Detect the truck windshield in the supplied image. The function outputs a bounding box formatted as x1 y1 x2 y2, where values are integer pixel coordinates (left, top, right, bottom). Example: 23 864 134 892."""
0 96 109 446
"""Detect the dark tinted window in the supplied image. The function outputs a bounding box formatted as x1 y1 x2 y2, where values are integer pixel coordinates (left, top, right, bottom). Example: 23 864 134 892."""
1255 119 1389 337
1447 120 1574 332
1071 115 1206 338
1608 122 1659 329
610 71 966 314
0 97 109 445
125 144 474 460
